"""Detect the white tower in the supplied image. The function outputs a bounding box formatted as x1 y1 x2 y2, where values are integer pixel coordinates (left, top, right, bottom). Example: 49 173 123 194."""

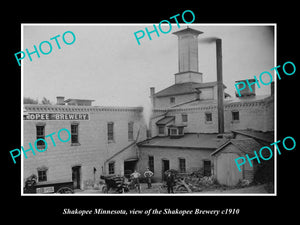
172 27 203 84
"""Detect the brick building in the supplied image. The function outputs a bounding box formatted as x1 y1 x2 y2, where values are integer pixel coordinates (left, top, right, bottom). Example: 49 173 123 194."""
23 98 147 190
23 27 274 191
137 27 274 184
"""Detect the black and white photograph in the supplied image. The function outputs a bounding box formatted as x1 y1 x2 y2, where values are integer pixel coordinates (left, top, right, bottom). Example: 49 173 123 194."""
3 4 298 221
21 24 275 195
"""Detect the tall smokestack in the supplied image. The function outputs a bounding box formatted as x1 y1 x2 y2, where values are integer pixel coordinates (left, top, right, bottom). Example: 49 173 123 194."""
216 39 224 134
150 87 156 108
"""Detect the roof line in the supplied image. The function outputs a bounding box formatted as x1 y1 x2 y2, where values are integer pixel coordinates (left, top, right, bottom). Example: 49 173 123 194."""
64 98 95 102
211 138 260 156
104 128 141 163
24 104 144 112
104 142 137 164
232 130 274 143
170 99 199 108
153 81 224 98
210 140 231 156
155 91 198 98
139 144 216 150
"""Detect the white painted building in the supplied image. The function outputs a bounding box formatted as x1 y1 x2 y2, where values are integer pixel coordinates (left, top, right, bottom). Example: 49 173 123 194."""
23 27 274 191
137 27 274 184
23 100 147 190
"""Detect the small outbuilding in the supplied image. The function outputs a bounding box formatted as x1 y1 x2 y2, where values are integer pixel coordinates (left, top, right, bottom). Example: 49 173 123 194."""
211 138 264 186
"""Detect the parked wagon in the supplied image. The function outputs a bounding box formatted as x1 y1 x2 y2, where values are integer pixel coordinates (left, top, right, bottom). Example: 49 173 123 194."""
100 175 129 193
24 174 74 194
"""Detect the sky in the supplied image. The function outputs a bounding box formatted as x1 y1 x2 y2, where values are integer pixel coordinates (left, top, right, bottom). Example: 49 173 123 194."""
23 24 275 111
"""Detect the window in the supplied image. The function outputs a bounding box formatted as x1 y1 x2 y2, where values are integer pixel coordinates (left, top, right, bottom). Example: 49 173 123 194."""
128 122 134 141
170 128 177 135
71 124 79 144
37 169 47 182
158 125 165 135
203 160 211 176
232 111 240 121
182 114 188 122
148 156 154 172
36 125 45 148
169 127 184 137
179 158 186 173
108 161 115 174
205 112 212 122
170 97 175 104
107 122 114 142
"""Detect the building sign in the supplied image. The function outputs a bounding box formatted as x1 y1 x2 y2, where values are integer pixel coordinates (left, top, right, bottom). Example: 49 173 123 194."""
24 113 89 120
36 186 55 193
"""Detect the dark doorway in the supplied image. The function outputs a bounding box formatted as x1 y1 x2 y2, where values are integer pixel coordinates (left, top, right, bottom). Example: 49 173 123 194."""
203 160 211 176
124 159 138 178
72 166 81 189
162 159 170 180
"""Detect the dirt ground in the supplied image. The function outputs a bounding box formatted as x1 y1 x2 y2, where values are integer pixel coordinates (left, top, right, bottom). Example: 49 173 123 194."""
136 183 269 194
77 182 270 194
202 184 269 194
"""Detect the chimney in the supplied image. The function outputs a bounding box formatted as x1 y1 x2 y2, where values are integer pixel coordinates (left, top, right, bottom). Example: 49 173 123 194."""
235 79 256 97
195 88 201 100
146 129 151 139
56 96 65 105
216 39 225 134
150 87 156 108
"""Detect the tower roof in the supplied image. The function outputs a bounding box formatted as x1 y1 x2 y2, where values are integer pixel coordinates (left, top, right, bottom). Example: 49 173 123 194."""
172 27 203 36
154 82 227 98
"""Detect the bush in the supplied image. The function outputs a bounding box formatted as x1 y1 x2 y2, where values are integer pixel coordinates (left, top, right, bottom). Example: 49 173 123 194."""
237 179 250 187
198 175 216 186
253 160 274 184
190 168 205 178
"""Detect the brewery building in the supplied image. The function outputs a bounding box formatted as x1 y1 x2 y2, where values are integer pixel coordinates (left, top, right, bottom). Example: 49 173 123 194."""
23 27 274 190
23 99 147 190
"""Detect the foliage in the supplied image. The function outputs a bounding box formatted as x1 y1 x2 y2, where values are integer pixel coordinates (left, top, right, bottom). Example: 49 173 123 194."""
253 159 274 184
24 97 38 104
198 175 217 186
23 174 38 193
190 168 205 178
24 97 52 105
41 97 52 105
236 179 250 188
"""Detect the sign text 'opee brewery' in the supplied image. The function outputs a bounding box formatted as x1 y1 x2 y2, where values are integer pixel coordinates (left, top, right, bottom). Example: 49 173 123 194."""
24 113 89 120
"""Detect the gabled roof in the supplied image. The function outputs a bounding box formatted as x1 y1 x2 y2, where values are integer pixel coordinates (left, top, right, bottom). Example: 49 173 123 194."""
156 116 175 125
225 95 272 104
154 82 226 98
211 138 264 156
172 27 204 36
232 130 274 144
168 94 271 109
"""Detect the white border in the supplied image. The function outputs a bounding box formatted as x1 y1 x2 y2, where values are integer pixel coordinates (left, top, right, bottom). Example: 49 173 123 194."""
21 23 24 195
21 23 277 196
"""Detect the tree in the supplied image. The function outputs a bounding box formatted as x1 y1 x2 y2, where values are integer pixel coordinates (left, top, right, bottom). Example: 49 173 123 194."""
41 97 52 105
24 97 38 104
24 97 52 105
